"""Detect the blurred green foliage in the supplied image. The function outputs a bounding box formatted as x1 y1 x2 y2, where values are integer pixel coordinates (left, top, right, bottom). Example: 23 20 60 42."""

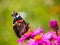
0 0 60 45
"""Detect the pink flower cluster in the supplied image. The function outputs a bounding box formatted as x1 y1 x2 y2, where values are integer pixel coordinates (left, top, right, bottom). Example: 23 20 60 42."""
16 20 60 45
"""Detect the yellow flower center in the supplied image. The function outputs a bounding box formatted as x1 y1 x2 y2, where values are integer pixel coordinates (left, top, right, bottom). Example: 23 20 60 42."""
34 35 42 41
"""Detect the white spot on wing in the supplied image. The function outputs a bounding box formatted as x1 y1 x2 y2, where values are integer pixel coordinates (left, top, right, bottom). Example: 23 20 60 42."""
18 11 27 19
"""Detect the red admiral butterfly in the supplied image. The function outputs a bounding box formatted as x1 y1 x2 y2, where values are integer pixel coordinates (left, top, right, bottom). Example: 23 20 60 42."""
12 11 29 38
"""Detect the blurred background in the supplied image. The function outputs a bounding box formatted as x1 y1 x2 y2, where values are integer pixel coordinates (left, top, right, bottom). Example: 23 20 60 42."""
0 0 60 45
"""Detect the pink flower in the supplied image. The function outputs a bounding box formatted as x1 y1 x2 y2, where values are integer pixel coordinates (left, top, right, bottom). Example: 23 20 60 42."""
49 19 58 28
26 33 52 45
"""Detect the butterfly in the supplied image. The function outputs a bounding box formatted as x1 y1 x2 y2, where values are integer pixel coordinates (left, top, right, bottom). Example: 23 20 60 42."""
12 11 29 38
